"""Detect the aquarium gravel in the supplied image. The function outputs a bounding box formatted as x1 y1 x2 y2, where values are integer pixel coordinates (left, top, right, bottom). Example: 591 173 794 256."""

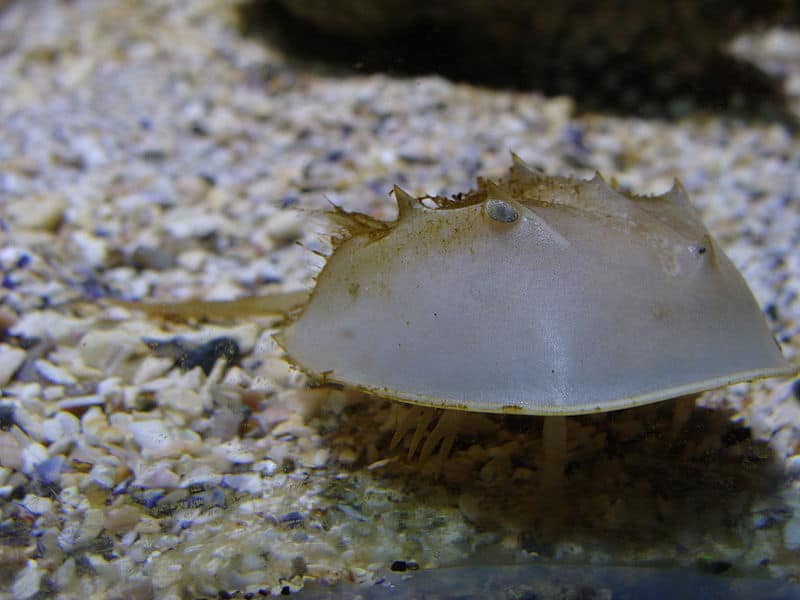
1 1 800 598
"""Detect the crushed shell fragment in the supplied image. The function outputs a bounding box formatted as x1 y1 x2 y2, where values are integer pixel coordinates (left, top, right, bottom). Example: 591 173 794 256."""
118 155 799 416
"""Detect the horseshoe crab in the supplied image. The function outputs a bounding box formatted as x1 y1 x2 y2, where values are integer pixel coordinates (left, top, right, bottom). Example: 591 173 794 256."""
115 155 798 475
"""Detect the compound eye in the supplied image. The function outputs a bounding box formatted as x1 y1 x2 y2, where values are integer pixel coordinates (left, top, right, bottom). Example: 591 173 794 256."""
485 199 519 223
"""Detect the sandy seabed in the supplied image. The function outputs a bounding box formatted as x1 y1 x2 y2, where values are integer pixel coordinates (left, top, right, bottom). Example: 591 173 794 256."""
1 1 800 598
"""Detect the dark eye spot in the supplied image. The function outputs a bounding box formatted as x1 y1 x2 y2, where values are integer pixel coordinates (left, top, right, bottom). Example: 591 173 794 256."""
485 199 519 223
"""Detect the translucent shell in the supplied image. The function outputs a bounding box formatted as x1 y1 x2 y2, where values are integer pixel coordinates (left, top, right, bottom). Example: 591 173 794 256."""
278 156 797 415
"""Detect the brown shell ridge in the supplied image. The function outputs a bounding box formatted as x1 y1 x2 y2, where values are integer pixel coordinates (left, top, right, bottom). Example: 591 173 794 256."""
506 158 711 246
323 204 391 235
315 204 395 250
392 184 422 219
507 155 689 210
410 157 671 219
312 156 712 268
383 156 701 231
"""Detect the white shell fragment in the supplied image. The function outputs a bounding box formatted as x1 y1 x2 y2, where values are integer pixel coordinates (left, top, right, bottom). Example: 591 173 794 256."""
278 156 798 415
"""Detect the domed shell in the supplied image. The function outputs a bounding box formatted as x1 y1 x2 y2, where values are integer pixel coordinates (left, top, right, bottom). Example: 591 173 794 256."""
278 156 797 415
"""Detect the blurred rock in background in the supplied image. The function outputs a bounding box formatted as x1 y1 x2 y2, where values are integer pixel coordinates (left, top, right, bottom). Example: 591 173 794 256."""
240 0 792 119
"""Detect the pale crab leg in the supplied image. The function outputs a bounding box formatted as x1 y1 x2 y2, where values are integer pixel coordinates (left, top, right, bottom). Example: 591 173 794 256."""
541 415 567 491
407 409 439 460
539 415 568 530
670 394 697 435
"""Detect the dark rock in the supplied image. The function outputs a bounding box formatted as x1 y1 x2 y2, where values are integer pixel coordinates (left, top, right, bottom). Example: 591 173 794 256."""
0 519 33 546
390 560 418 572
130 245 177 271
144 336 241 375
279 511 304 528
241 0 791 119
34 456 64 486
0 404 14 430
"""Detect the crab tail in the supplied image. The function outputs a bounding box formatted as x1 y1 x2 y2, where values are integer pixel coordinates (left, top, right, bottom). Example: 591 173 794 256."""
107 290 310 321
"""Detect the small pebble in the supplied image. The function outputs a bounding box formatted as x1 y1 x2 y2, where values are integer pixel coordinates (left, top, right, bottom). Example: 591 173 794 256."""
70 231 108 268
785 515 800 551
0 307 18 334
221 473 263 494
20 441 48 477
11 560 43 600
264 211 305 243
213 440 255 464
20 493 54 515
279 511 304 528
130 244 177 271
35 359 77 385
133 463 180 488
79 329 141 373
0 433 23 470
253 459 278 476
33 456 64 485
0 345 26 386
10 312 93 343
786 455 800 477
8 197 66 232
56 395 104 413
128 419 172 453
104 505 143 534
390 560 419 572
